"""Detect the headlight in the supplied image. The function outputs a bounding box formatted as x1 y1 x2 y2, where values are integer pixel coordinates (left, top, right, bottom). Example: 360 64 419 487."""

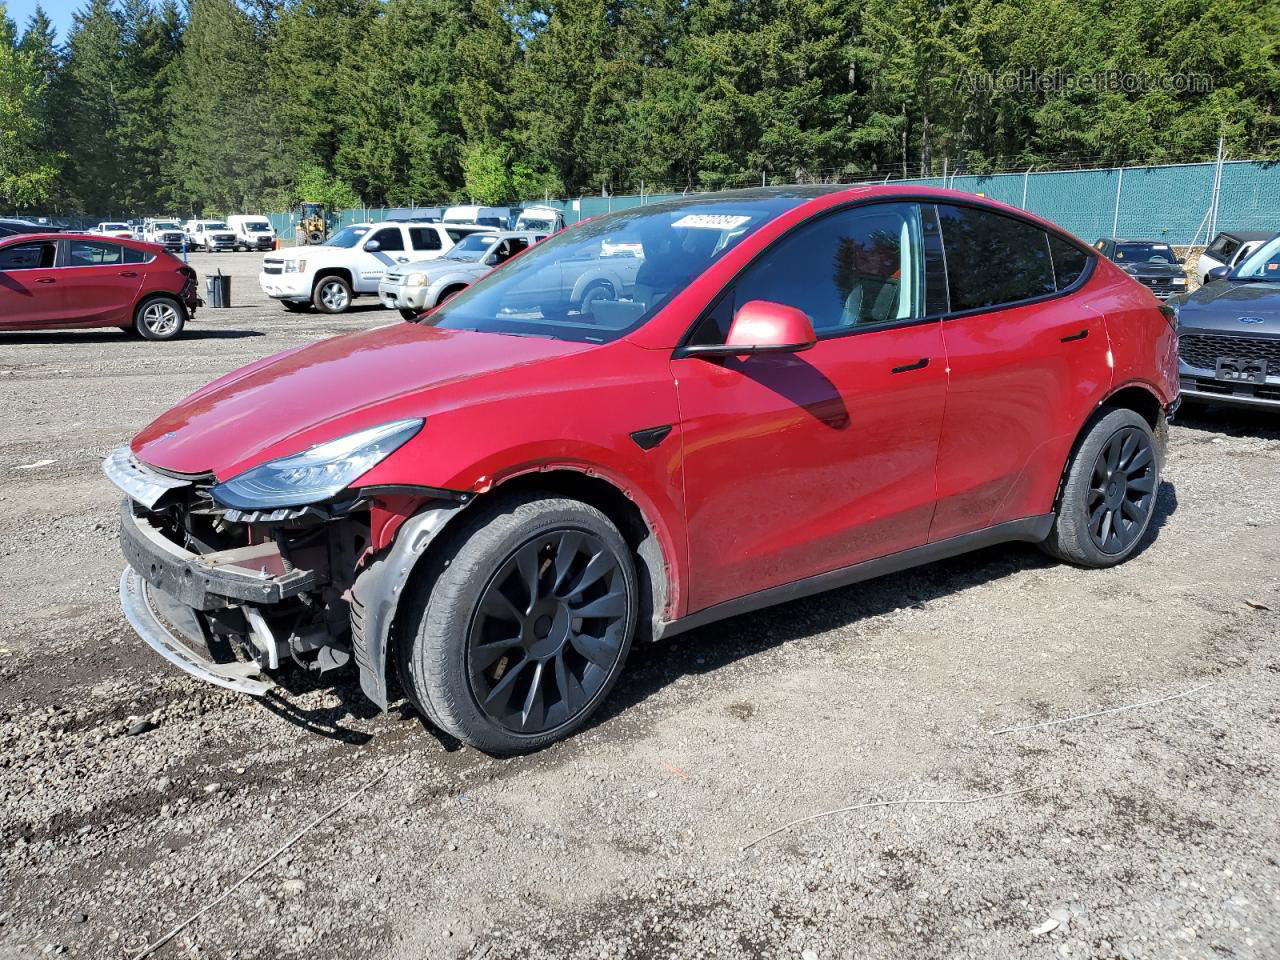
405 272 427 287
282 259 307 273
211 419 423 509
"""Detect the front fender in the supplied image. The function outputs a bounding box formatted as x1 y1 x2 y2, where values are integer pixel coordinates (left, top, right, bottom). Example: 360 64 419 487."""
350 499 471 709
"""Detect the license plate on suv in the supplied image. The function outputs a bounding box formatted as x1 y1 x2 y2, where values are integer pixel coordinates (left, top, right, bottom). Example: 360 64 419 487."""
1215 357 1267 384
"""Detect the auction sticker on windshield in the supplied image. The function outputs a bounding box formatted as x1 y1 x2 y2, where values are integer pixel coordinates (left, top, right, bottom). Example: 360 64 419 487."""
671 214 752 230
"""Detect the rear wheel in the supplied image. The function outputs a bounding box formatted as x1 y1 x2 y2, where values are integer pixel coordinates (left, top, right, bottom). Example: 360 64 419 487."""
1041 408 1159 567
401 493 638 754
312 275 352 314
133 296 186 341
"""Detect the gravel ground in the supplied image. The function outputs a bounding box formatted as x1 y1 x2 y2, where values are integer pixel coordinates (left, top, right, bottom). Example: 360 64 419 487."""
1 251 1277 960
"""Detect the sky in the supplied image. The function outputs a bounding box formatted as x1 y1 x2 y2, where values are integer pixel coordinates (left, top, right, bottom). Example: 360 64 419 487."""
5 0 78 38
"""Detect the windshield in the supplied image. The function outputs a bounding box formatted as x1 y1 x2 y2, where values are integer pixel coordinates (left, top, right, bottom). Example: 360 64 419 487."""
1113 242 1176 264
103 223 128 231
423 194 806 344
153 222 179 230
1232 236 1280 280
324 225 370 248
447 234 499 261
245 221 271 232
517 217 557 231
204 222 229 230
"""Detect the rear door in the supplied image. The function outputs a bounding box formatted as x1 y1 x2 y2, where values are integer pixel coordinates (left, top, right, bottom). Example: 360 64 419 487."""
56 239 146 326
928 202 1109 542
0 239 62 327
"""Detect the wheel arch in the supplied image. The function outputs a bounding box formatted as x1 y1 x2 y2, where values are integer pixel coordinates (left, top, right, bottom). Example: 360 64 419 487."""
312 267 353 290
1052 381 1167 512
354 466 677 711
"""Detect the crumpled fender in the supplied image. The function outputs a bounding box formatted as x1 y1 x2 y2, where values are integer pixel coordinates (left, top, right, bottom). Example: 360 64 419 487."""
350 499 471 709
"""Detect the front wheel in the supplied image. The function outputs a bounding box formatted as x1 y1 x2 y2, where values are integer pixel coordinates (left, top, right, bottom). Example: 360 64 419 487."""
133 296 186 341
312 275 352 314
1041 408 1160 567
401 493 638 754
398 308 420 321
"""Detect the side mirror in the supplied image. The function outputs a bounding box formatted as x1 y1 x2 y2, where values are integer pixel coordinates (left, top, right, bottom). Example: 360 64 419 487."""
679 300 817 358
1205 265 1230 283
364 240 381 252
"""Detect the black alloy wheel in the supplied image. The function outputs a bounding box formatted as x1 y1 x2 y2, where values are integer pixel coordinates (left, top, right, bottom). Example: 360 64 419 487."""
467 529 630 735
1087 425 1156 554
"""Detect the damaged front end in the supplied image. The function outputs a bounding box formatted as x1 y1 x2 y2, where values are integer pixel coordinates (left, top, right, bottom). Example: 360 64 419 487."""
106 443 464 701
109 446 370 695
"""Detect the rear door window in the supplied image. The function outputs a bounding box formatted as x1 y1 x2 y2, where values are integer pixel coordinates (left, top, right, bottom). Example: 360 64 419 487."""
68 240 124 266
935 204 1056 311
410 227 442 251
0 241 56 269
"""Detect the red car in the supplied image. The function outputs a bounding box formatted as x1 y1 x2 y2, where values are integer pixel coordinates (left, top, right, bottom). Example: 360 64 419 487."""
1 233 199 340
107 187 1178 754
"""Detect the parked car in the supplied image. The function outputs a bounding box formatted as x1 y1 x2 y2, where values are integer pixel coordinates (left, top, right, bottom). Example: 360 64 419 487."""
185 219 238 252
1195 230 1274 285
226 215 276 252
90 222 135 240
0 218 53 237
259 221 495 314
378 230 549 320
142 219 186 251
1 233 199 339
109 187 1176 755
512 205 566 233
384 207 443 223
1093 238 1188 300
1170 233 1280 409
443 205 511 228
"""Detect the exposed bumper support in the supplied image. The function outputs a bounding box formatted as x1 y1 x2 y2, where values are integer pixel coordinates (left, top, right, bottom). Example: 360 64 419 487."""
119 567 274 696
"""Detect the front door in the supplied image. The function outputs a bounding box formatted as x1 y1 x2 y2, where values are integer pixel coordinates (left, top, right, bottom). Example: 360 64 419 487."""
0 239 63 327
674 202 949 614
357 226 410 291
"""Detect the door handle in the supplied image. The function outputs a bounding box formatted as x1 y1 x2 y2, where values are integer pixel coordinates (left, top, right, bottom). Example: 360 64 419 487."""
395 257 409 263
35 278 55 284
119 271 137 277
891 357 930 374
1060 329 1089 343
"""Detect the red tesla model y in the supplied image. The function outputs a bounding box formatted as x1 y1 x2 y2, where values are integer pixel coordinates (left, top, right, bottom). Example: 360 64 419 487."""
107 186 1178 753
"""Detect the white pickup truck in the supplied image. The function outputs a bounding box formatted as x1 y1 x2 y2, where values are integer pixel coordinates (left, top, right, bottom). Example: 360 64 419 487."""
90 222 134 239
143 219 186 251
259 220 493 313
185 220 238 252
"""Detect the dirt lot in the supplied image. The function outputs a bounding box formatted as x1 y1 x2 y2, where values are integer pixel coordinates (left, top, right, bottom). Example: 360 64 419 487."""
1 250 1278 960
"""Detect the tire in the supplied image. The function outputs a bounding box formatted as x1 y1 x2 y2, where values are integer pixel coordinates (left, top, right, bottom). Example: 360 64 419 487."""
281 300 311 313
1041 408 1160 567
577 280 614 312
398 308 420 321
401 493 638 754
436 285 467 308
133 296 186 341
312 275 352 314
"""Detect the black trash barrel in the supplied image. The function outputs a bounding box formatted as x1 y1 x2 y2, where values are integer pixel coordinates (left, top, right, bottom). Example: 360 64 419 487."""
205 270 231 308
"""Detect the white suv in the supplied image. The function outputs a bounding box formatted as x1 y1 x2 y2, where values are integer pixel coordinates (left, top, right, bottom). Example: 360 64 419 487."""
259 221 494 313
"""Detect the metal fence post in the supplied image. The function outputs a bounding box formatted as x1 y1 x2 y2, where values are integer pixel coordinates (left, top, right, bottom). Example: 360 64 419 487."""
1021 166 1031 209
1111 166 1124 237
1209 136 1225 239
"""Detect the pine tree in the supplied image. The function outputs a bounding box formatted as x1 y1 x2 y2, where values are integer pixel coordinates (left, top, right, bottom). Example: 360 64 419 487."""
168 0 272 212
0 2 61 207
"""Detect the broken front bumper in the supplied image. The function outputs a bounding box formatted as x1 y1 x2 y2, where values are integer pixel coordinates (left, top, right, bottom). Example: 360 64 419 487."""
116 499 319 694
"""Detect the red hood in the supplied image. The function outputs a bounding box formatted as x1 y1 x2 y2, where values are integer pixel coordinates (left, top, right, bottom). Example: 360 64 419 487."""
132 324 592 478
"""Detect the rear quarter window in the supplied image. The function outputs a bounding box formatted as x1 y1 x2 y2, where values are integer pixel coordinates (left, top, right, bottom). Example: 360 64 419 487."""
1049 236 1089 290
